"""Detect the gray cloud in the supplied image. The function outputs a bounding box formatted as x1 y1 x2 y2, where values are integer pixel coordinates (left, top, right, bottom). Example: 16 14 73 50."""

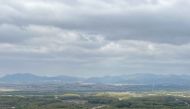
1 0 190 43
0 0 189 76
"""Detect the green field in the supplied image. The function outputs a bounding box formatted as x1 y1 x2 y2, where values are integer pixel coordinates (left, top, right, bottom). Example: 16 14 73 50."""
0 91 190 109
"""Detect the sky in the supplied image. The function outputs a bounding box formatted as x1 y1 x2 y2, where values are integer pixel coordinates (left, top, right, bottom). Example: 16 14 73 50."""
0 0 190 77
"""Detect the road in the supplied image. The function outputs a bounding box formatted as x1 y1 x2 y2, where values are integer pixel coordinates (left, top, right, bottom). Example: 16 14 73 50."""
175 98 190 108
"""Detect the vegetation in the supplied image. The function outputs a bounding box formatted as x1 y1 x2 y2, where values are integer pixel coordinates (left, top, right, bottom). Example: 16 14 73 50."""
0 91 190 109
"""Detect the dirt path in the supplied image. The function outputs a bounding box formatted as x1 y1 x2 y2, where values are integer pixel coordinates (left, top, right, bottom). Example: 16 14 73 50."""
91 105 107 109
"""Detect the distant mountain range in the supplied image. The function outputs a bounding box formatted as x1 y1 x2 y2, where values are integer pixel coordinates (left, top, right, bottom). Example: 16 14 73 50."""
0 73 190 86
0 73 82 84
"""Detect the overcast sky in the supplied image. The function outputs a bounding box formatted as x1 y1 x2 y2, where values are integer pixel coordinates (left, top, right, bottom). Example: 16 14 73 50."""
0 0 190 77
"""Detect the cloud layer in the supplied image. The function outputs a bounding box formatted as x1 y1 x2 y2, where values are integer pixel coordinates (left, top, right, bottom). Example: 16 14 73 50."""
0 0 190 76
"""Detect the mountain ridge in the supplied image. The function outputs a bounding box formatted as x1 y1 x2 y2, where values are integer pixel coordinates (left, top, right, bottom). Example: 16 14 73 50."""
0 73 190 85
